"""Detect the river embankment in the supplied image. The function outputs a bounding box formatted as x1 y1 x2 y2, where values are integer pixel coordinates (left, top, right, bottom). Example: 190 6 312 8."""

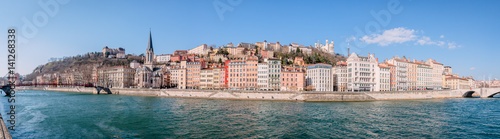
18 86 475 102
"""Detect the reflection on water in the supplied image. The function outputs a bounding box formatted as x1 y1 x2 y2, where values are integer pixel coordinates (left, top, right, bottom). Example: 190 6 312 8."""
1 90 499 138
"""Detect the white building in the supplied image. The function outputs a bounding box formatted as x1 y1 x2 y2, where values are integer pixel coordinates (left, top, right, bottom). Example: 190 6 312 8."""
375 63 391 91
346 53 377 92
426 59 444 89
314 39 334 55
130 60 140 69
415 61 433 90
306 63 333 91
156 54 171 64
188 44 208 55
258 62 269 90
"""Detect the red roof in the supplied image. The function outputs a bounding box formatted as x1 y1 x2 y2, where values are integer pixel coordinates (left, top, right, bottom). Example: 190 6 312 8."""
446 77 467 80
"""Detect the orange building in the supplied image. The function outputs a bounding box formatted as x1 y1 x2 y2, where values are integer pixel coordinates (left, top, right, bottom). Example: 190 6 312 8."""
408 61 417 90
246 58 258 89
294 57 304 66
186 61 205 89
387 63 397 91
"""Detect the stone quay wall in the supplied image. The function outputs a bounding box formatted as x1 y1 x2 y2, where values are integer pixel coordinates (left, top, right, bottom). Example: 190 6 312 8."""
21 86 469 102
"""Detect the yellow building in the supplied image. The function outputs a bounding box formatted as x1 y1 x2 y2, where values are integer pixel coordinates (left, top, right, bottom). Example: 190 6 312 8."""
445 77 469 90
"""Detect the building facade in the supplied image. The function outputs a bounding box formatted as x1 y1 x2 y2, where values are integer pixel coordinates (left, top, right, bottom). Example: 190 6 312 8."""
306 63 333 91
280 67 305 91
346 53 377 92
267 58 281 90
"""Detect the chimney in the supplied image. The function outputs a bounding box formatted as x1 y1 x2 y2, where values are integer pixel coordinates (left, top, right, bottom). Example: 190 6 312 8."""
376 58 379 62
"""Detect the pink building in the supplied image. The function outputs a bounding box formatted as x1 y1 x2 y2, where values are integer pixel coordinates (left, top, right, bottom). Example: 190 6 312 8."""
280 67 305 91
225 58 258 90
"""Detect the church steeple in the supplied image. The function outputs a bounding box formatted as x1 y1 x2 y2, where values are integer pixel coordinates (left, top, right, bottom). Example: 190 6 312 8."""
147 30 154 52
145 30 155 69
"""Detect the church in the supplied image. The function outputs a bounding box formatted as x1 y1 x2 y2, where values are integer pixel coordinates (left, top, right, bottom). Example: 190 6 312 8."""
135 31 164 88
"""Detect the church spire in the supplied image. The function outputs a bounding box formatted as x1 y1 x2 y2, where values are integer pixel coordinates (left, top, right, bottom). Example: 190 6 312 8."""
145 30 155 69
147 30 153 52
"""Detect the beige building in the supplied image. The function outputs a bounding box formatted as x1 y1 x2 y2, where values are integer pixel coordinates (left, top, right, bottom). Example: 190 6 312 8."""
200 68 214 89
415 61 433 90
445 77 469 90
98 66 135 88
171 68 186 89
188 44 208 55
213 67 226 89
334 62 348 92
426 59 444 89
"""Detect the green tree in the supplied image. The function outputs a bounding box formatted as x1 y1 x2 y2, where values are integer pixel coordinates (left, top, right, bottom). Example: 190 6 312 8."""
218 58 222 64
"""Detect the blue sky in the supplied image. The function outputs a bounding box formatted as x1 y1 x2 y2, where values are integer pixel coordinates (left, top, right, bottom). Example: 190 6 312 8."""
1 0 499 80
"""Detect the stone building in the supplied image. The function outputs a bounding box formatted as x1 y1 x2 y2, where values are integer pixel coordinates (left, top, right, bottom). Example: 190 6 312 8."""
334 61 348 92
135 31 164 88
306 63 333 91
346 53 377 92
97 66 135 88
388 56 409 91
102 46 126 58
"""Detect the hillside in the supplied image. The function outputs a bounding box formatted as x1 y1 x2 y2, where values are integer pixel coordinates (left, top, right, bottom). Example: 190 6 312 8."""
24 52 143 81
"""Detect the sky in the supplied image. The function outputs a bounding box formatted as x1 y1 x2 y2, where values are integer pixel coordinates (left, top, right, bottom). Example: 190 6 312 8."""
0 0 499 80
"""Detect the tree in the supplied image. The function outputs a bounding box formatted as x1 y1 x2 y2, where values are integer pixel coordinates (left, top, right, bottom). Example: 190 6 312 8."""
218 58 222 64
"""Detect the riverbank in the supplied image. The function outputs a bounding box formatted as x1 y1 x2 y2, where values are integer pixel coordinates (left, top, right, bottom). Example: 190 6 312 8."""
19 86 476 102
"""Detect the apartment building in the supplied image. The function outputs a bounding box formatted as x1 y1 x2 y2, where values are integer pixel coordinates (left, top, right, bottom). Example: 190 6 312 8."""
375 63 391 91
387 63 397 91
98 66 135 88
445 77 469 90
280 67 305 91
388 56 409 91
408 61 417 90
245 58 258 90
186 61 204 89
200 68 214 89
306 63 333 91
226 60 246 90
267 58 281 90
415 61 432 90
346 53 377 92
426 59 444 89
334 62 348 92
213 67 226 89
257 62 269 90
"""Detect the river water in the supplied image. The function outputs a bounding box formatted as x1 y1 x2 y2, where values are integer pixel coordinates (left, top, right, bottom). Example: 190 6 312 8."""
1 90 499 138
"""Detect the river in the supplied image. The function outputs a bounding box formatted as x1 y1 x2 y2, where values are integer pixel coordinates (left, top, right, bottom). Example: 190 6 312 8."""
1 90 499 138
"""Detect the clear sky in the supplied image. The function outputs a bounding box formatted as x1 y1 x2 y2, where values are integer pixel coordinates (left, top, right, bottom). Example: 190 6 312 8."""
1 0 499 80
